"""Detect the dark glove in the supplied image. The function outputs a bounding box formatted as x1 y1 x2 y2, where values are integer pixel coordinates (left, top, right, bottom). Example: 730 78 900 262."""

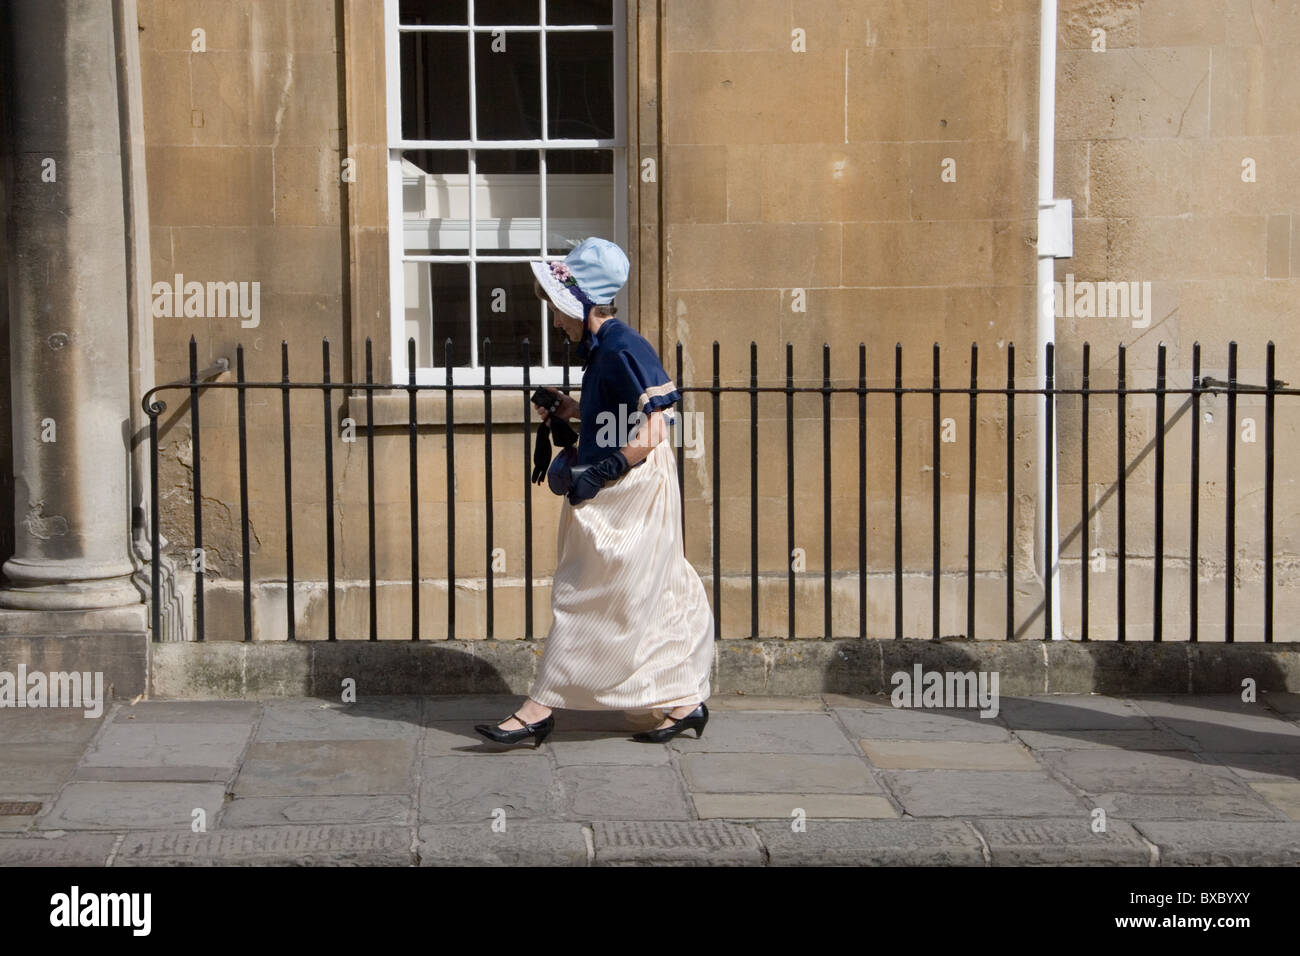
567 450 630 506
549 415 578 449
531 422 552 485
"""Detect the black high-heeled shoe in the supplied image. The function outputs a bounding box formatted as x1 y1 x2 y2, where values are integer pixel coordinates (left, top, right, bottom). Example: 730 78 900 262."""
474 711 554 748
631 703 708 743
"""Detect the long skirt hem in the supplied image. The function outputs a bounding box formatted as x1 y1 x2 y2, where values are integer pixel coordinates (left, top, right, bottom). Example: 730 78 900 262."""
526 435 714 712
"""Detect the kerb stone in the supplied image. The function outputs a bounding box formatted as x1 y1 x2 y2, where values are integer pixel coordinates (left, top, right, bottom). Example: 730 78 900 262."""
754 820 986 866
592 820 764 866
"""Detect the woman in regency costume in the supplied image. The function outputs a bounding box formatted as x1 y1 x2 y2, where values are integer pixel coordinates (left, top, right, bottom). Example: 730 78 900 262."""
474 238 712 747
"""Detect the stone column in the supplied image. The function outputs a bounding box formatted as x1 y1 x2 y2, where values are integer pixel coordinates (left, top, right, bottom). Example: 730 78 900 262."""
0 0 142 610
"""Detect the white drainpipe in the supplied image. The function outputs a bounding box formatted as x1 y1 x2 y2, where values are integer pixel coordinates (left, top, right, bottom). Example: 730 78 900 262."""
1036 0 1069 640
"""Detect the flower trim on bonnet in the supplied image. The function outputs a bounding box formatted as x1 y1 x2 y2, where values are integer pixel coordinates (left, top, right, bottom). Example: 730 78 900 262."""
549 262 577 286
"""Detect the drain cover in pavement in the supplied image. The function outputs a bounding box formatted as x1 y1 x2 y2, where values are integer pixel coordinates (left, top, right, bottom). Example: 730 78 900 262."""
0 802 42 815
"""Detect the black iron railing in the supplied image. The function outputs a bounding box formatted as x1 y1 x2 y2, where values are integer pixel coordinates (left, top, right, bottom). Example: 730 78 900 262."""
142 337 1295 645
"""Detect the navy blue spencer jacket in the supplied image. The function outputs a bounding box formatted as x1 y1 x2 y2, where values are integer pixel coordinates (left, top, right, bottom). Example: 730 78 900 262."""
572 318 681 469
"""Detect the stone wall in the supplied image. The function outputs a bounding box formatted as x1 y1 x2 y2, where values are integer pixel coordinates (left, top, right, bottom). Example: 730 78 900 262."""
131 0 1300 642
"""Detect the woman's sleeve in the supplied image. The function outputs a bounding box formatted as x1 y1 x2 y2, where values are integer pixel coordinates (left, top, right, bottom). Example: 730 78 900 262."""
610 347 681 420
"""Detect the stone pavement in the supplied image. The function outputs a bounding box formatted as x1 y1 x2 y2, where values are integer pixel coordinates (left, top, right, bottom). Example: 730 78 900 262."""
1 692 1298 866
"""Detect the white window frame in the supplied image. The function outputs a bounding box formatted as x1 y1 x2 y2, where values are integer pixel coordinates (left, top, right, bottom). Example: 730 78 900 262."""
384 0 629 386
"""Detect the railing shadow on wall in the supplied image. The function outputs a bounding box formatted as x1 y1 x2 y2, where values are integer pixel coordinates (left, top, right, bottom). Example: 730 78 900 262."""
141 335 1294 646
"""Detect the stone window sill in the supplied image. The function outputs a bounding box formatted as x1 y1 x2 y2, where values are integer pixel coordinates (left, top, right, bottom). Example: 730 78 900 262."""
344 388 583 428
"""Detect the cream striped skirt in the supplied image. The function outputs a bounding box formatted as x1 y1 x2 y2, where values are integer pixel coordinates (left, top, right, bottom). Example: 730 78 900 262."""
528 434 714 711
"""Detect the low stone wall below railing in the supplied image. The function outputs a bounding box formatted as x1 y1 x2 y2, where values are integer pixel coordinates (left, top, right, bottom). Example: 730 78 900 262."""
148 637 1300 700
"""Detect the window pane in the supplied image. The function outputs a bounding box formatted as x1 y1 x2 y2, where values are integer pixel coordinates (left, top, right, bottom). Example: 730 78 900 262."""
547 0 613 25
402 150 469 255
399 0 467 25
404 148 467 175
403 263 471 368
476 150 540 174
401 32 470 140
475 32 541 139
546 31 613 139
545 148 612 174
545 149 612 255
476 258 545 368
475 0 539 25
472 151 542 251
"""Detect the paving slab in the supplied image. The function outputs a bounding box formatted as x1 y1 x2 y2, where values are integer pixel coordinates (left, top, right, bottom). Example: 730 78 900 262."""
423 695 522 721
1131 694 1272 719
1246 782 1300 820
556 765 694 820
1262 692 1300 717
1037 749 1258 795
257 698 421 741
419 822 589 866
112 825 412 865
706 694 826 711
861 739 1041 770
996 696 1154 731
419 754 554 823
1091 791 1287 821
1133 821 1300 865
972 817 1154 866
666 712 859 754
692 793 898 819
234 739 416 797
1130 695 1300 752
220 794 411 827
821 693 896 710
548 732 676 766
1013 728 1190 751
754 819 986 866
83 721 252 768
592 819 764 865
882 770 1086 817
115 701 260 723
830 707 1011 742
1199 752 1300 782
40 782 227 830
0 743 87 796
0 832 119 866
0 708 108 744
1179 723 1300 755
1149 712 1300 753
73 765 235 783
680 752 880 793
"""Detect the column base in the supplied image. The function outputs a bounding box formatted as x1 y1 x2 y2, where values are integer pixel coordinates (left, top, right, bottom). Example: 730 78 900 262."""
0 557 144 611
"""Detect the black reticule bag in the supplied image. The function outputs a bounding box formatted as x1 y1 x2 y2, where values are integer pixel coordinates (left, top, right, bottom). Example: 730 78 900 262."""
530 387 582 495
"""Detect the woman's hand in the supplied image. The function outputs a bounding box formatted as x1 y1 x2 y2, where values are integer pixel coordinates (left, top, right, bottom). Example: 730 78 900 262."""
534 386 580 423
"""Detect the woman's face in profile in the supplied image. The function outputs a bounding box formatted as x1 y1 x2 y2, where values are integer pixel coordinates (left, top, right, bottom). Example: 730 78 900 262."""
535 280 584 342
